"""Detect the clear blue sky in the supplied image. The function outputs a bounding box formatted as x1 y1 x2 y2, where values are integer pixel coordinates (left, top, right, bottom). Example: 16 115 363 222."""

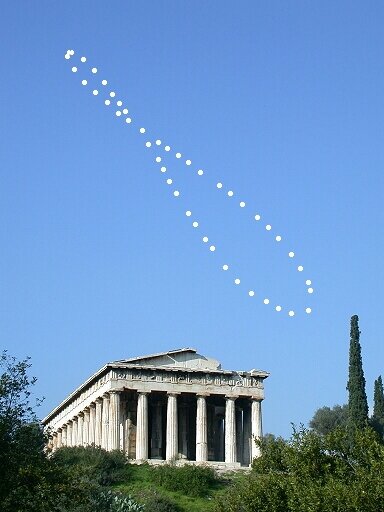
1 1 383 438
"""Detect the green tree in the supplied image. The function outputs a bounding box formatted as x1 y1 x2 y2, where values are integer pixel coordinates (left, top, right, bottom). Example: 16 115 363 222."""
346 315 368 430
213 426 384 512
371 375 384 438
309 404 348 435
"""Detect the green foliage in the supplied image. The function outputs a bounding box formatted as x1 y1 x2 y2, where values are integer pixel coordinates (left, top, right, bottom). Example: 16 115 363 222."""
213 426 384 512
372 375 384 438
138 489 181 511
150 463 216 497
53 445 127 485
347 315 368 430
96 490 145 511
309 404 348 435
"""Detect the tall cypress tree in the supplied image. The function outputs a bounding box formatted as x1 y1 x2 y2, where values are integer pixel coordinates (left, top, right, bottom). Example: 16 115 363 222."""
346 315 368 429
372 376 384 437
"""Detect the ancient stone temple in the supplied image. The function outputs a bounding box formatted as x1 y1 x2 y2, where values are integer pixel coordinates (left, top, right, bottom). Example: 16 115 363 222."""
43 348 269 468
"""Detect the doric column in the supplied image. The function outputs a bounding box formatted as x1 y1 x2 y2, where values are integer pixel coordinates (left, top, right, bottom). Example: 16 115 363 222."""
66 421 73 447
89 403 96 445
225 397 237 463
196 394 208 462
77 413 84 446
57 429 62 449
62 425 67 447
136 392 149 460
251 399 262 460
166 392 179 461
72 417 78 446
52 432 58 451
94 398 103 447
108 391 120 451
83 408 90 445
101 394 110 450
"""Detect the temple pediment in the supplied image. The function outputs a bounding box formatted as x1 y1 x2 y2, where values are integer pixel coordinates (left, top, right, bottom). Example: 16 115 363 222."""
113 348 221 371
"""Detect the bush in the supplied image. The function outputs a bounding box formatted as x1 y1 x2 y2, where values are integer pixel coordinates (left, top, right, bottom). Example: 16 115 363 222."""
95 490 144 512
150 463 216 497
137 489 181 512
53 445 127 485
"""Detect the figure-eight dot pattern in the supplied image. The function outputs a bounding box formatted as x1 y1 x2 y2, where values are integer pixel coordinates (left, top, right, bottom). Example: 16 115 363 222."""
65 49 314 317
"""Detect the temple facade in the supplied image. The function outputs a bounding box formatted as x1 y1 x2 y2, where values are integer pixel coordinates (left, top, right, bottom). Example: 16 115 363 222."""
43 348 269 468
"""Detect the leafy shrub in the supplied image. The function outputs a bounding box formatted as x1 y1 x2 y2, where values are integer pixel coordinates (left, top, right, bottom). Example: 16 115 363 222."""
137 489 180 512
95 490 144 512
150 463 216 497
53 446 127 485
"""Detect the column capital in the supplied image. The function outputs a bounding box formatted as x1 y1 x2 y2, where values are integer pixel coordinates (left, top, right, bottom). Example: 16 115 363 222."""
196 393 210 398
89 402 96 409
137 391 149 396
167 392 181 397
95 396 103 404
225 395 238 401
109 389 120 395
77 411 84 418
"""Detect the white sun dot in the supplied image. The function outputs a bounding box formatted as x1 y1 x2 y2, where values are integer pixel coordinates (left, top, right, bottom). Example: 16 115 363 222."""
217 183 223 189
209 245 216 252
186 159 191 166
165 145 171 151
227 191 234 197
266 225 272 231
264 298 270 305
186 211 192 217
276 235 282 242
156 140 161 145
308 287 314 294
174 191 180 197
156 157 162 163
240 201 246 208
255 214 261 221
306 279 312 286
306 308 312 314
81 57 86 62
123 108 128 114
72 67 77 72
102 80 107 85
82 80 87 85
222 264 229 271
289 251 295 258
249 290 255 297
298 265 304 272
116 111 121 116
65 54 70 59
92 67 97 74
105 100 110 105
160 166 166 173
125 118 132 123
166 178 172 185
92 90 98 95
276 305 282 312
289 311 295 317
116 101 122 107
145 142 152 147
176 152 182 159
203 237 209 243
110 91 116 98
198 169 204 176
140 128 146 134
192 221 199 228
69 50 74 55
234 278 240 285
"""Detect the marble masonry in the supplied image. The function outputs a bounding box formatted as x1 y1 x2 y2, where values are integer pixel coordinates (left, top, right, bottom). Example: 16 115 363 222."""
43 348 269 468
